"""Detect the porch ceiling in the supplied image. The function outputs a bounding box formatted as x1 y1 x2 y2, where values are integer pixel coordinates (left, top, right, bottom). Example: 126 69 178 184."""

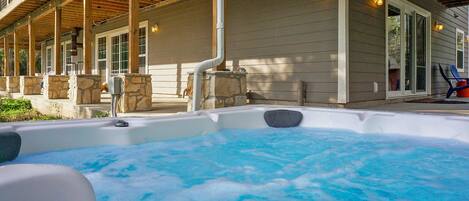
0 37 31 49
438 0 469 7
0 0 49 31
0 0 172 41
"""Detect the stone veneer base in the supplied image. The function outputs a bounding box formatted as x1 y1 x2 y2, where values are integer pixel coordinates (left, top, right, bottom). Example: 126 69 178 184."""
118 74 153 113
43 75 70 99
20 76 43 95
69 75 102 105
187 71 247 111
0 77 6 91
6 76 20 93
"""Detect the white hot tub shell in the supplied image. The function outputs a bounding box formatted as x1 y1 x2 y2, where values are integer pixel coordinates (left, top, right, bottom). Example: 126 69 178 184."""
1 105 469 201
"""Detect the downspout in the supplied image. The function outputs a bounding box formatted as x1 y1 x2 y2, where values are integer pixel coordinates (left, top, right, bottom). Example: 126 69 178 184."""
191 0 225 111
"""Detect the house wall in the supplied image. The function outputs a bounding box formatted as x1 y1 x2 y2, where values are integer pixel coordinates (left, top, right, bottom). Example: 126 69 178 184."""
93 0 339 103
349 0 469 102
349 0 386 102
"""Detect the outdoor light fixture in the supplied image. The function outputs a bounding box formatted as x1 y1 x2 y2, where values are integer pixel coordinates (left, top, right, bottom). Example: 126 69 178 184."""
434 22 444 31
373 0 384 6
151 24 159 33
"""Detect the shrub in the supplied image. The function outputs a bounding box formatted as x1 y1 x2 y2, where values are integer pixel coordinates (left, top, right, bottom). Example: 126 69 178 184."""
0 98 61 122
0 98 32 112
94 111 110 118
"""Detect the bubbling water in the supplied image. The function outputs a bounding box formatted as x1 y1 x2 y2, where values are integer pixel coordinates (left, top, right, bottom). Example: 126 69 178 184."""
9 128 469 201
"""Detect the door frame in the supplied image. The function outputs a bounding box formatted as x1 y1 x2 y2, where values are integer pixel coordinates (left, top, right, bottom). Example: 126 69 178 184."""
385 0 432 99
61 41 71 75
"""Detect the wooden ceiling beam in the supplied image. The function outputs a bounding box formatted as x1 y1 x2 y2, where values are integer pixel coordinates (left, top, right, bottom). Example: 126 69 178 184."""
0 0 75 37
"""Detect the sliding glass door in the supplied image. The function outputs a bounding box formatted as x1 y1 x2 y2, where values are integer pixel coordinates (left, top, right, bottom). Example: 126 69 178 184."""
387 0 430 97
415 14 427 92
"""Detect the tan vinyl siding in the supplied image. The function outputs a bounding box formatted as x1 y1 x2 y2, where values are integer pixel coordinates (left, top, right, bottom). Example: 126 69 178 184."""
349 0 386 102
228 0 338 103
93 0 339 103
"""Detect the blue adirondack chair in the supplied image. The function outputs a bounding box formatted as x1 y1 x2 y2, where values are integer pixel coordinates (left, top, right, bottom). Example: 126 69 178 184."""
439 64 469 98
450 64 469 82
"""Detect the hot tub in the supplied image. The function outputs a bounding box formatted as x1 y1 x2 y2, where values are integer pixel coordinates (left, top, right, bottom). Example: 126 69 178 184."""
1 105 469 201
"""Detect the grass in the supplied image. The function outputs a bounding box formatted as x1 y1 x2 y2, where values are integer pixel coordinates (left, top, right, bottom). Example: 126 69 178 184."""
0 98 61 122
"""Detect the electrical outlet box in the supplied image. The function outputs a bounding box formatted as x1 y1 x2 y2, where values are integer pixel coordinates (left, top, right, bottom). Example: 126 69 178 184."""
373 82 379 93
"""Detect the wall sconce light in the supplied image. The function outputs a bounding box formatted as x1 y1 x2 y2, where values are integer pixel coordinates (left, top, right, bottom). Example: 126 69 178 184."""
151 24 159 33
373 0 384 6
434 22 444 31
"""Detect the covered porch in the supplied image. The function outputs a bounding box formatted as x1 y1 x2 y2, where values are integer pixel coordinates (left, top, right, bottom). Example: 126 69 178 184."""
0 0 248 118
0 0 165 117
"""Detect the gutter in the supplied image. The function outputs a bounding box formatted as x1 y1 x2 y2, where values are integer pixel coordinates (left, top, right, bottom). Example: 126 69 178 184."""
191 0 225 111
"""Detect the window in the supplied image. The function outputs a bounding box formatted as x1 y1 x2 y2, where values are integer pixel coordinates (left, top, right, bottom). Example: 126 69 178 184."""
456 28 465 71
62 42 72 74
139 27 147 73
111 33 129 75
97 37 106 71
46 47 53 74
111 35 120 74
120 33 129 74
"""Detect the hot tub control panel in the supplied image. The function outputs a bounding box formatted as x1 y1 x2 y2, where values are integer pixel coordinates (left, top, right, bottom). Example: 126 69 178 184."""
108 77 123 95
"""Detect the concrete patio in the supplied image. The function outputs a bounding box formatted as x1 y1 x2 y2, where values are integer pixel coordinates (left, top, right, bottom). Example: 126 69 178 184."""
352 97 469 116
119 96 469 117
2 88 469 118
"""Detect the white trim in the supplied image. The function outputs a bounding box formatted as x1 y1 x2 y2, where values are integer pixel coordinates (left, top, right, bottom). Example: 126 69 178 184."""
385 2 389 99
385 0 431 98
95 21 149 82
456 28 465 72
337 0 349 104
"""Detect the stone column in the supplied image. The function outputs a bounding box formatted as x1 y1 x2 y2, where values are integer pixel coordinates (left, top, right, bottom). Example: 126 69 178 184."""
118 74 152 113
0 77 6 91
43 75 69 99
6 76 20 93
68 75 101 105
187 71 247 111
20 76 42 95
